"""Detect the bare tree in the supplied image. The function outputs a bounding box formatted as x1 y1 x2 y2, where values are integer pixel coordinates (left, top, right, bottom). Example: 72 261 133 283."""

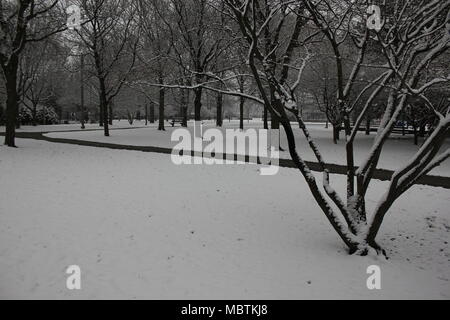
306 56 342 142
118 0 448 256
136 0 174 131
74 0 139 136
0 0 65 147
168 0 229 121
18 39 65 126
221 0 449 255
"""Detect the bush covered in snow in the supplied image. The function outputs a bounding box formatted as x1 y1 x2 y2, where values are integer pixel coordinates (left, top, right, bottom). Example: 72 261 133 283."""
19 107 59 125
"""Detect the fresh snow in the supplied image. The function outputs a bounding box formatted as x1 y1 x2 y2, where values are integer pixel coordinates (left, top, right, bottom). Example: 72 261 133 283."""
0 120 148 133
43 121 450 176
0 139 449 299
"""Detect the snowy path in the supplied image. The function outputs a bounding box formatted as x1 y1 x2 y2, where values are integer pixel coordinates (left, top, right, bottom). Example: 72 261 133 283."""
3 130 449 189
41 121 450 177
0 139 449 299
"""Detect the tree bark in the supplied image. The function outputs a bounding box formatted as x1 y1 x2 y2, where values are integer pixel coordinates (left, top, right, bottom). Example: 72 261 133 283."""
333 125 340 144
181 88 188 127
80 55 85 130
365 113 371 135
32 105 38 126
145 105 148 126
182 107 188 127
270 86 279 130
158 87 165 131
149 101 155 123
98 77 109 136
4 63 19 147
240 96 245 130
216 91 223 127
239 78 245 130
413 124 419 146
1 0 32 147
99 103 104 127
279 114 359 252
194 87 202 122
419 124 426 137
263 106 268 129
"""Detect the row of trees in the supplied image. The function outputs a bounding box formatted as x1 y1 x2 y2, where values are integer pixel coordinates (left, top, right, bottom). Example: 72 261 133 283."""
3 1 444 140
0 0 251 138
1 0 449 255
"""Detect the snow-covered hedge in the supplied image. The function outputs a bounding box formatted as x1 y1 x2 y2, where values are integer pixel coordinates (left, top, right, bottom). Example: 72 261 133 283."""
19 107 59 125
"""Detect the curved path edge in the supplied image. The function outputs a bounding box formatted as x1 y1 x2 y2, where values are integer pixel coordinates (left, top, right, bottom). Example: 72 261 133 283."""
3 131 449 189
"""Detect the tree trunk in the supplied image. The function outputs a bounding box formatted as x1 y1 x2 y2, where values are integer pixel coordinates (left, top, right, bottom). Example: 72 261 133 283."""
181 89 188 127
99 103 104 127
216 91 223 127
240 96 245 130
4 66 19 147
80 55 85 130
98 77 109 136
278 114 359 252
239 79 245 130
365 113 371 135
158 87 165 131
419 124 426 137
103 101 109 136
270 87 280 130
333 125 340 144
413 124 419 146
182 107 188 127
32 105 38 126
149 101 155 123
194 87 202 122
263 105 268 129
145 105 148 126
271 114 280 129
43 107 47 126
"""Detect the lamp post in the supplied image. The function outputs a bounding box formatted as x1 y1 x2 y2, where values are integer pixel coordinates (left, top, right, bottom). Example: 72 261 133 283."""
80 53 85 129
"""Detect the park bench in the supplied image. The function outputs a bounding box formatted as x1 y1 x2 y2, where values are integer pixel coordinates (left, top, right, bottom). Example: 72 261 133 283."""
169 117 185 127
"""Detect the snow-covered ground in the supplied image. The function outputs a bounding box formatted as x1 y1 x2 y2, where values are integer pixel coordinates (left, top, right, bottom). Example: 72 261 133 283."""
43 120 450 176
0 139 448 299
0 120 148 133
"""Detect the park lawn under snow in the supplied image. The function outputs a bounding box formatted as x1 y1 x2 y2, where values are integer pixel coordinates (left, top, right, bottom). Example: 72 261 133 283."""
44 120 450 176
0 139 449 299
0 120 148 133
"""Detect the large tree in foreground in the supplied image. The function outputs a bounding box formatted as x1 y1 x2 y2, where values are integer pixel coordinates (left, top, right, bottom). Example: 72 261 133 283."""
222 0 449 255
0 0 64 147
